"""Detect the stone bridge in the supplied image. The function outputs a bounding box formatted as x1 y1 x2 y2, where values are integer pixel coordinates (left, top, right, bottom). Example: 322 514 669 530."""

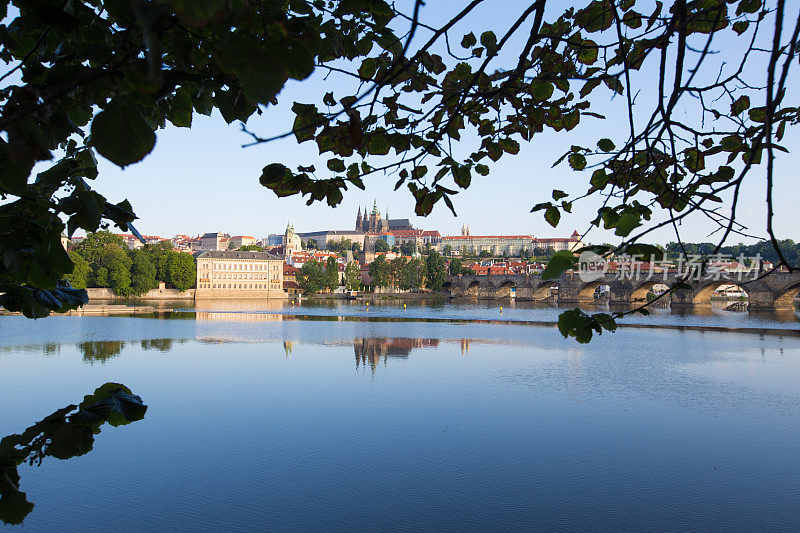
444 271 800 310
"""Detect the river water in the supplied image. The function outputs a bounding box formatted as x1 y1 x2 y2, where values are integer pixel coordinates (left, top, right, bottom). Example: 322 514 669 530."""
1 301 800 531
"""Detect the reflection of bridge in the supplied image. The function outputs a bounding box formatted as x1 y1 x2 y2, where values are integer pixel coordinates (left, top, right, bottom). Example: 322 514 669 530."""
444 271 800 310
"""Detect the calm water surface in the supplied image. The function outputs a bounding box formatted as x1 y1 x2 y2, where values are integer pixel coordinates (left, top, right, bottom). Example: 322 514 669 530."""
1 306 800 531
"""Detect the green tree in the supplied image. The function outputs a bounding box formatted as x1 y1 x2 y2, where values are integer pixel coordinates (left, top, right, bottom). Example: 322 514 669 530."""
351 242 362 253
325 256 340 291
166 253 196 291
368 255 391 290
65 251 91 290
297 260 327 294
400 241 416 256
449 258 463 277
129 250 157 295
100 247 132 296
400 258 425 290
239 244 265 252
74 231 126 276
425 251 446 292
443 245 453 257
142 241 174 282
479 250 492 258
327 239 353 253
344 262 361 291
390 257 408 288
306 239 318 250
374 239 390 253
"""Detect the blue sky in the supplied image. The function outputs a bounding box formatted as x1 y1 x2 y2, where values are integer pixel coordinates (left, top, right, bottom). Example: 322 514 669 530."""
78 1 800 245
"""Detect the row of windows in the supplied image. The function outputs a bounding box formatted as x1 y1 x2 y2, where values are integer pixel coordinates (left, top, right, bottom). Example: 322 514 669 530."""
199 262 280 271
198 283 280 289
210 272 279 280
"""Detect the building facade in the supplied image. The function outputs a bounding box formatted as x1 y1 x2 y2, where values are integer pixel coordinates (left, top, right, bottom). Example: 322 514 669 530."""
195 251 285 299
534 231 584 252
227 235 258 249
438 235 535 256
200 232 230 251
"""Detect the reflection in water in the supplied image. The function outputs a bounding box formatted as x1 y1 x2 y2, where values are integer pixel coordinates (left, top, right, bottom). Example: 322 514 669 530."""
354 337 439 371
79 340 126 363
0 384 147 525
1 339 188 363
140 338 186 352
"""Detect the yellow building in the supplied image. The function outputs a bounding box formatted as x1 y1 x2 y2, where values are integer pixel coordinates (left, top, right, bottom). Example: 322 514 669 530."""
196 251 285 299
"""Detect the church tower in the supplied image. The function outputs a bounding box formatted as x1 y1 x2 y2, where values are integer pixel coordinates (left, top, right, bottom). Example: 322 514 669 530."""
283 221 301 260
355 206 363 231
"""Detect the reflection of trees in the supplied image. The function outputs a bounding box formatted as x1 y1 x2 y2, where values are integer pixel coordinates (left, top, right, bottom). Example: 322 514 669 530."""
0 384 147 525
354 338 439 371
140 338 183 352
78 340 125 363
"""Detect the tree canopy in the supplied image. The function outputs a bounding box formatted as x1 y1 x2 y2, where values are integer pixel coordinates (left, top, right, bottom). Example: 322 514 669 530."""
1 0 798 340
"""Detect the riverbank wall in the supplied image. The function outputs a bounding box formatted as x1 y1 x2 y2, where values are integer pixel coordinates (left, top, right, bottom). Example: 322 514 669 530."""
87 286 195 301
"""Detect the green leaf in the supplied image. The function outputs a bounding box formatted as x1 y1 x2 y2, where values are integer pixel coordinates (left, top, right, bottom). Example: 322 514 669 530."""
453 165 471 188
480 31 497 55
461 32 476 48
474 164 489 176
90 99 155 168
614 212 641 237
327 158 346 172
732 20 749 35
568 153 587 170
577 40 598 64
544 206 560 227
748 107 767 123
218 33 289 105
498 138 520 154
731 95 750 115
542 251 575 280
597 138 615 152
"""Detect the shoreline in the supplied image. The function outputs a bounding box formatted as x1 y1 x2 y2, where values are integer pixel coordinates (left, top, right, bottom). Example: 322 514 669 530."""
3 309 797 339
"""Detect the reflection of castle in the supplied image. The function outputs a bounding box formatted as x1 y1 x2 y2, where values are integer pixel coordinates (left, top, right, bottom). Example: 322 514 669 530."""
354 337 439 370
355 200 413 233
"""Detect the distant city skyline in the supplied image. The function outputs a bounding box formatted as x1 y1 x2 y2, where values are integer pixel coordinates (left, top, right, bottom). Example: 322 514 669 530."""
73 1 799 247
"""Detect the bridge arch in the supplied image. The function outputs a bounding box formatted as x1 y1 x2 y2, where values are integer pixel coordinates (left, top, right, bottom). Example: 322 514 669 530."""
774 283 800 309
465 279 482 296
692 280 749 306
631 280 671 303
531 280 558 301
493 279 518 299
577 280 611 303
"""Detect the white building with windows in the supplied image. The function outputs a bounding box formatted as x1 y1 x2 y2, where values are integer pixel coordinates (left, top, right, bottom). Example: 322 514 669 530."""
196 251 285 299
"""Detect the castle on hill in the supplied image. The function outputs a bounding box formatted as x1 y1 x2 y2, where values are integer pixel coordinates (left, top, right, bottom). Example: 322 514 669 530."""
355 200 414 233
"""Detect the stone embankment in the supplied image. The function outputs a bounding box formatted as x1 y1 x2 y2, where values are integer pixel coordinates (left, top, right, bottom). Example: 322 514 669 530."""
86 287 195 301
